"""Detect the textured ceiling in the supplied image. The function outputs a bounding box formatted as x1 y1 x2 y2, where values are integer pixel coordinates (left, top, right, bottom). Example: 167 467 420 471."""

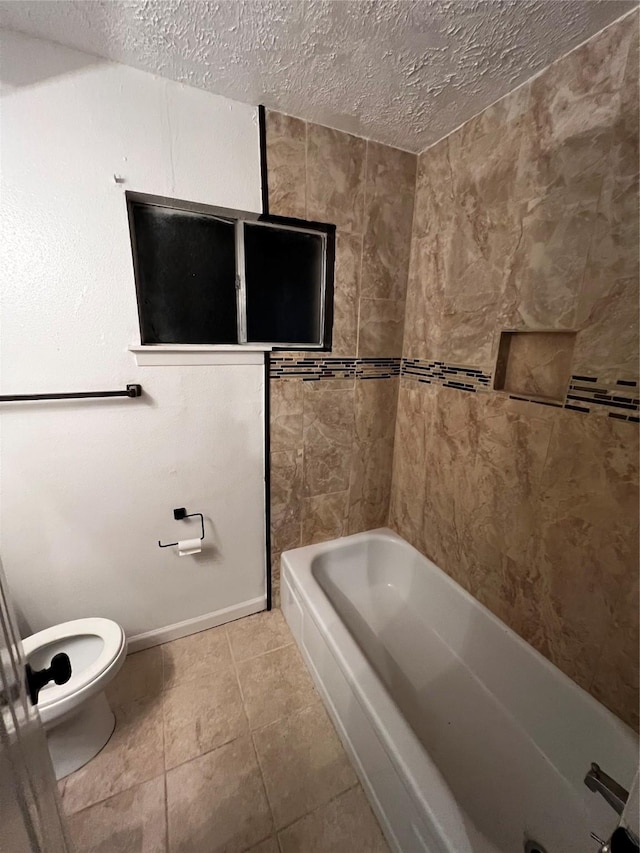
0 0 635 152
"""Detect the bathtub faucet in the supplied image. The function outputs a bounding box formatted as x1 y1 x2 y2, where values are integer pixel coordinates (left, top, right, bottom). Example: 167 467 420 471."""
584 762 629 816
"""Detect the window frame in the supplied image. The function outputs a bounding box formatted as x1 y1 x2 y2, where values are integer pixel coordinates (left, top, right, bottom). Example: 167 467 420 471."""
126 191 335 351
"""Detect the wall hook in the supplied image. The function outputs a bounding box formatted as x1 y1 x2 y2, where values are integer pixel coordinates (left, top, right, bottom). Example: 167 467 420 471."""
158 507 205 548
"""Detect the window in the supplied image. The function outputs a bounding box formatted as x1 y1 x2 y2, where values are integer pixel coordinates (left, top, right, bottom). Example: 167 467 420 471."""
127 193 335 349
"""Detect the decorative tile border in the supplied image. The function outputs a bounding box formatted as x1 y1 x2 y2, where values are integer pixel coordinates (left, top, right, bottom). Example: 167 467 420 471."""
401 359 492 392
270 356 639 423
564 375 639 422
356 358 402 380
506 375 639 421
269 356 400 380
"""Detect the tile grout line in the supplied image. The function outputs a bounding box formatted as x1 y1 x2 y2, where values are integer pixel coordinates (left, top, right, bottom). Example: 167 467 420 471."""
158 696 323 778
163 771 170 853
355 139 368 360
233 617 365 840
160 646 170 775
225 618 351 846
60 771 167 819
160 646 170 851
304 118 308 221
249 730 280 847
164 732 250 775
232 638 295 665
275 780 362 840
224 626 281 845
251 698 361 843
250 698 320 737
161 627 250 774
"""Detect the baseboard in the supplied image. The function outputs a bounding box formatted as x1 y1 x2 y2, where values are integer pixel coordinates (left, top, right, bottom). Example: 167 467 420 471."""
127 596 267 652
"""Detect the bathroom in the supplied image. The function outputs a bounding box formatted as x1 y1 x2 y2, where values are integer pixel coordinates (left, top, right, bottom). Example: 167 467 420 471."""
0 1 638 851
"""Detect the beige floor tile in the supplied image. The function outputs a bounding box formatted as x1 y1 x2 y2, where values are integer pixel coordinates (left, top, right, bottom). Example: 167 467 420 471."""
166 736 273 853
236 644 316 730
66 775 166 853
163 671 248 770
162 625 233 690
107 646 163 709
254 703 357 829
227 609 293 663
58 695 164 815
278 786 388 853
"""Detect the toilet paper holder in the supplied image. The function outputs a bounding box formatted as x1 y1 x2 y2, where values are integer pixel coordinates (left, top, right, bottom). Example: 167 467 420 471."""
158 508 205 548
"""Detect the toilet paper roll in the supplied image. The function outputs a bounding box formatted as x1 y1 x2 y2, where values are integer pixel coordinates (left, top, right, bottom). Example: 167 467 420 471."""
177 538 202 556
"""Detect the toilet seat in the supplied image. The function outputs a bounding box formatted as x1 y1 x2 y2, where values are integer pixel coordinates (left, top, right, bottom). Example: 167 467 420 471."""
22 618 127 725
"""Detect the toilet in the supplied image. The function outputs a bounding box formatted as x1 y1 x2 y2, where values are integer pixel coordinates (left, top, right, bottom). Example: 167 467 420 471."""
22 617 127 780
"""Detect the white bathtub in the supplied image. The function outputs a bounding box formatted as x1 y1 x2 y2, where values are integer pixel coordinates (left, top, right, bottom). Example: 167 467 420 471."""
281 529 638 853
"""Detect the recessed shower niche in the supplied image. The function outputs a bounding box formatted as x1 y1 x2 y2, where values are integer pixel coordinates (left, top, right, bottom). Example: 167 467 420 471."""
494 330 577 402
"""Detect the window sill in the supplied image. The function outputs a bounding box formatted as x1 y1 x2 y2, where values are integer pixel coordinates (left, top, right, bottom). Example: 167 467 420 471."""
129 345 269 366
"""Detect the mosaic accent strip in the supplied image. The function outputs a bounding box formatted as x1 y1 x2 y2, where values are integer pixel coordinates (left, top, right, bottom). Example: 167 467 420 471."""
505 375 639 420
270 357 640 424
401 359 492 393
565 375 639 421
270 356 400 381
508 395 564 408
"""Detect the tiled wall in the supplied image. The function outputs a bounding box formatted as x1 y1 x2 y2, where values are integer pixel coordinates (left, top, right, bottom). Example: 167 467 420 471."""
266 113 416 604
390 11 639 730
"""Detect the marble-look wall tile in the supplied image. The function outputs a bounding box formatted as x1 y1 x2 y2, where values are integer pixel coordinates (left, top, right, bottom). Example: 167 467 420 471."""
391 12 639 730
270 380 304 453
399 384 639 721
303 384 355 450
531 413 638 688
271 449 303 531
443 86 529 366
504 15 636 332
269 381 304 561
354 378 398 443
266 112 306 219
528 515 635 692
388 381 428 550
361 142 416 301
270 518 302 558
303 443 353 497
306 123 366 233
302 491 349 544
265 114 412 585
529 412 639 692
402 141 451 362
573 14 639 382
421 386 483 587
590 570 639 731
332 233 362 357
358 298 405 358
537 411 638 533
302 384 354 497
462 394 554 577
348 437 394 534
270 551 283 609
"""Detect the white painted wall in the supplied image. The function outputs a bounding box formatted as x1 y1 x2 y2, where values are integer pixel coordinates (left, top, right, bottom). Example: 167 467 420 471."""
0 29 267 644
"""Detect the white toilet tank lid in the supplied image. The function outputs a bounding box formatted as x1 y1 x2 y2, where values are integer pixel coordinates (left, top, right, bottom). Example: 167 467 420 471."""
21 618 125 708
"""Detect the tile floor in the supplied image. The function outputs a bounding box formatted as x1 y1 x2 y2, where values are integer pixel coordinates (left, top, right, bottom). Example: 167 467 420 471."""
60 609 389 853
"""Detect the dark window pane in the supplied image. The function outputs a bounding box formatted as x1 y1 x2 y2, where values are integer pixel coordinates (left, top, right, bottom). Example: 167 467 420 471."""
131 203 238 344
244 223 324 345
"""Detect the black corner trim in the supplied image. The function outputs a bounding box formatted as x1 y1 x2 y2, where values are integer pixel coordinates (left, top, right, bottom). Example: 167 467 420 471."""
264 352 272 610
258 105 270 217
